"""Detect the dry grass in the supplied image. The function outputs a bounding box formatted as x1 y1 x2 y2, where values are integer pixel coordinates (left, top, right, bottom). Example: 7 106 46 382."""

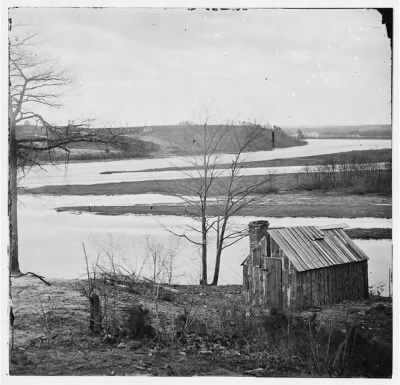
9 276 392 377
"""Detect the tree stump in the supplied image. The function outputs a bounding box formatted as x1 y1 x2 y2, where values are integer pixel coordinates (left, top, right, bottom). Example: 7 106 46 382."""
89 293 102 334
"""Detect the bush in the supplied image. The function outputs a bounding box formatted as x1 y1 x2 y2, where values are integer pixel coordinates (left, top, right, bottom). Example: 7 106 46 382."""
299 159 391 194
125 305 155 339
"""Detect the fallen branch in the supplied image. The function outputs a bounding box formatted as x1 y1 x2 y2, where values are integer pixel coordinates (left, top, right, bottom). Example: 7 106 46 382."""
12 271 51 286
141 277 179 293
100 272 180 294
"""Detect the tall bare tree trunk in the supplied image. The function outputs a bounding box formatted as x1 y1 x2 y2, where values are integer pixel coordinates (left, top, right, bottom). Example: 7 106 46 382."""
211 218 227 286
9 116 20 274
8 27 125 278
200 122 208 286
211 248 222 286
201 213 207 286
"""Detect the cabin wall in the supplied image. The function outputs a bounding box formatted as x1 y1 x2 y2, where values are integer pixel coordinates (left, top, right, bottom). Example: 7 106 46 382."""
242 243 265 306
268 238 297 311
291 260 369 311
243 236 369 311
243 238 288 308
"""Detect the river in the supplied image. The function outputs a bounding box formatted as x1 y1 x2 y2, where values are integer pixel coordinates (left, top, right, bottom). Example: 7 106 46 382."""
19 138 391 188
18 194 392 294
17 139 392 295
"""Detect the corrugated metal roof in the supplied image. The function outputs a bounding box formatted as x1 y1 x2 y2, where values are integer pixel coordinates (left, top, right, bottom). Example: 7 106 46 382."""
268 226 369 272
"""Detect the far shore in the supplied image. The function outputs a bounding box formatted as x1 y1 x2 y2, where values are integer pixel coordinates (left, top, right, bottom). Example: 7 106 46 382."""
100 149 392 175
23 171 392 200
29 146 391 168
21 148 391 198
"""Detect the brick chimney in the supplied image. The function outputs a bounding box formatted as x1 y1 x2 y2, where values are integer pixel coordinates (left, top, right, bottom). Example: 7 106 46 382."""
249 220 269 253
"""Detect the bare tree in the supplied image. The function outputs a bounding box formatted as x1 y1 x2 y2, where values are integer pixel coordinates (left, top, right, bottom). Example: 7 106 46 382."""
210 138 270 285
8 25 123 274
167 119 227 285
168 121 273 285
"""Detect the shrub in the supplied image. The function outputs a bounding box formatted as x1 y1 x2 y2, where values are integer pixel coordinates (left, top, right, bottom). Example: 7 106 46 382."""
299 159 391 194
125 305 155 339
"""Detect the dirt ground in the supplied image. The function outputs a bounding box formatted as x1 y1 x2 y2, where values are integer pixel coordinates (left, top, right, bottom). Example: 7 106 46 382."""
8 276 392 377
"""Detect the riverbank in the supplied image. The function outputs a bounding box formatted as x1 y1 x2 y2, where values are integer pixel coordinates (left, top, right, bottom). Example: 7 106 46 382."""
55 191 391 220
22 148 391 197
9 276 392 377
23 165 392 196
100 149 392 174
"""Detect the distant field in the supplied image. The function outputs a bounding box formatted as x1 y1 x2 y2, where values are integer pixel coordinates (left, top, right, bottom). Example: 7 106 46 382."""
100 149 392 175
284 124 391 139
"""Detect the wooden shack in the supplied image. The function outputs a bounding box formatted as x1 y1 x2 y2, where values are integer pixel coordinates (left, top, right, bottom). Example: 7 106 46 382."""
242 220 369 311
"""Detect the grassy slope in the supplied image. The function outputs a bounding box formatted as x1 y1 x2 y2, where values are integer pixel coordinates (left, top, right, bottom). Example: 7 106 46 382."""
10 277 392 377
140 124 305 155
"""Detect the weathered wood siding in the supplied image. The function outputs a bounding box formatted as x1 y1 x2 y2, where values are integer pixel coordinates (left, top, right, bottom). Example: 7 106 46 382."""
291 260 369 311
243 237 369 311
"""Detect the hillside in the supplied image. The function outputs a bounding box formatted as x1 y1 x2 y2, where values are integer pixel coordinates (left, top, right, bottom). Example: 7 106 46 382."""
16 123 306 161
134 123 306 155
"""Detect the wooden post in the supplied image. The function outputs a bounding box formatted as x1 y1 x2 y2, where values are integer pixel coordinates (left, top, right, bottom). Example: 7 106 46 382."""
89 293 102 334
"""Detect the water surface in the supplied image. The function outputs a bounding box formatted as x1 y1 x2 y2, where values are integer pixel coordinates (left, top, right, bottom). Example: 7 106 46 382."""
18 195 392 294
20 139 391 188
16 138 393 296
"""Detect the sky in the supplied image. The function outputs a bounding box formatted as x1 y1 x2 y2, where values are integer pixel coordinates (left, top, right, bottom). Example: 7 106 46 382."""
9 7 392 127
